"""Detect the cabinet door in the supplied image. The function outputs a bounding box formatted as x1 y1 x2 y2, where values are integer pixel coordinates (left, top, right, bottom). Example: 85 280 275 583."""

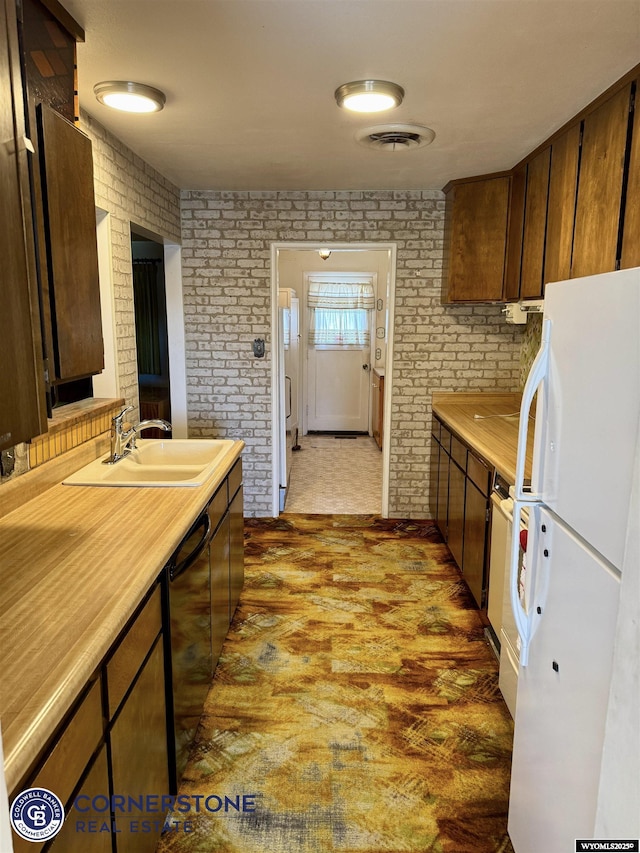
463 480 488 608
0 0 46 450
429 434 439 520
48 748 111 853
572 85 632 278
107 587 162 718
520 147 551 299
447 461 465 567
11 680 103 853
110 639 169 853
544 124 581 285
36 103 103 380
620 79 640 269
443 176 511 302
436 439 449 537
211 512 230 671
229 484 244 621
504 165 526 301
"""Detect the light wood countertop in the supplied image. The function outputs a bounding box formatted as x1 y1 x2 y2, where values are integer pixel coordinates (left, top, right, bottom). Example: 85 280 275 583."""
432 391 534 483
0 440 244 794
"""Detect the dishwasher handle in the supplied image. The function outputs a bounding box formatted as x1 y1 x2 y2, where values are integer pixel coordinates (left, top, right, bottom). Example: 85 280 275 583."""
169 512 212 582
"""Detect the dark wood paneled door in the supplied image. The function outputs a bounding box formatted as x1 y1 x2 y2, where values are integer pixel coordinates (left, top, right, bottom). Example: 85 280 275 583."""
37 103 103 381
571 85 632 279
544 123 581 285
520 147 551 298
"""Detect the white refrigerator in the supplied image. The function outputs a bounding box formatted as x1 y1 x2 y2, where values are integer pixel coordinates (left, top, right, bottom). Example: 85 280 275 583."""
507 268 640 852
278 288 299 511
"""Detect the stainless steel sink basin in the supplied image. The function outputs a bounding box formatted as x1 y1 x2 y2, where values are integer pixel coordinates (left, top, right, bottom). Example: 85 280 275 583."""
63 439 235 487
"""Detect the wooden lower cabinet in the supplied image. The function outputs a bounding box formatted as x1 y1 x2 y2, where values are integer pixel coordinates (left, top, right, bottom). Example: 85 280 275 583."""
110 638 169 852
432 415 494 609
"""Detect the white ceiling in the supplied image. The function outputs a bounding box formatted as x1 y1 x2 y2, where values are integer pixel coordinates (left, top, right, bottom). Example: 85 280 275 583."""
63 0 640 192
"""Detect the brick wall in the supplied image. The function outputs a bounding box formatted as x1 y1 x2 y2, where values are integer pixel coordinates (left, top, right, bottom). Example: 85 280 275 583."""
181 190 525 518
81 111 182 415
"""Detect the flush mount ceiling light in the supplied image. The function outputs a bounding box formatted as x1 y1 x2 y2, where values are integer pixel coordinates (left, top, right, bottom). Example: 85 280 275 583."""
334 80 404 113
93 81 166 113
318 248 332 260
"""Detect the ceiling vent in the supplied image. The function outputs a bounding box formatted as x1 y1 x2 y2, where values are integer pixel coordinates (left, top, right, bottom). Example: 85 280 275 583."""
356 123 436 152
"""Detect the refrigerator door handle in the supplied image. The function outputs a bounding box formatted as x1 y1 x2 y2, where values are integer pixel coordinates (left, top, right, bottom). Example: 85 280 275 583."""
514 318 551 502
510 498 532 666
285 375 292 418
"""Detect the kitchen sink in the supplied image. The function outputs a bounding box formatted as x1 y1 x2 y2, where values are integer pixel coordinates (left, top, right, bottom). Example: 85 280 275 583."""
63 439 235 487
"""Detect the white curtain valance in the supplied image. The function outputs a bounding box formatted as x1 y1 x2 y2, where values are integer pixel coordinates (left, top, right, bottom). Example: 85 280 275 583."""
308 281 375 310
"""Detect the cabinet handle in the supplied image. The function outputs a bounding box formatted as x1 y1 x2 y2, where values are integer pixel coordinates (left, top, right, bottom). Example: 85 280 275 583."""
4 136 35 155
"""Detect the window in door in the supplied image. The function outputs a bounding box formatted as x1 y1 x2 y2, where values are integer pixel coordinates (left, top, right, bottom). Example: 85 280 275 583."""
308 281 375 347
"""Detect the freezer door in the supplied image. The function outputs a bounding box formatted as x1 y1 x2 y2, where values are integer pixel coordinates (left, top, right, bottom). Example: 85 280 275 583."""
508 507 620 853
531 268 640 570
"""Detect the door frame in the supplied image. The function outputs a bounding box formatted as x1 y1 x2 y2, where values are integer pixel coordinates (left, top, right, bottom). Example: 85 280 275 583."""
270 242 397 517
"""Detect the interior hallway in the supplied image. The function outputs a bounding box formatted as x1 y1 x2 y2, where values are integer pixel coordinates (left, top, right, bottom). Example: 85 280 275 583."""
284 434 383 514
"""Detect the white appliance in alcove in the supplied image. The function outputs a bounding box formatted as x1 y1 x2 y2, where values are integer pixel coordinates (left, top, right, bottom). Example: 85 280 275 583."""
277 288 299 511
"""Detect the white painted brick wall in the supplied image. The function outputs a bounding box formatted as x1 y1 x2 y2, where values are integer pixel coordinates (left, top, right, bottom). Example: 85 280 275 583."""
81 111 181 418
181 190 525 518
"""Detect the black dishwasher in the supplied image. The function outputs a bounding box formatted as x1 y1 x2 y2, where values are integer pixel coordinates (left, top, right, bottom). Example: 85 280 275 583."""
164 501 214 792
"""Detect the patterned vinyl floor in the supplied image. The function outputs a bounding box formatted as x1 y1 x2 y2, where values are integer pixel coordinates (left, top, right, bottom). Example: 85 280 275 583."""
157 516 515 853
284 434 383 514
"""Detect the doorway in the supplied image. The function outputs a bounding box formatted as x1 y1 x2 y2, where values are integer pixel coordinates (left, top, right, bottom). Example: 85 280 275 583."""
271 242 397 517
130 228 171 434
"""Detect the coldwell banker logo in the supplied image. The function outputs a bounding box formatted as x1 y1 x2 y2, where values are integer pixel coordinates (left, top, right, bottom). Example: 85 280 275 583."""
10 788 65 842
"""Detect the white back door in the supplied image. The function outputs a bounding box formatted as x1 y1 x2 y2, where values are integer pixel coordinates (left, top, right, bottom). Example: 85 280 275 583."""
304 275 374 432
306 346 370 431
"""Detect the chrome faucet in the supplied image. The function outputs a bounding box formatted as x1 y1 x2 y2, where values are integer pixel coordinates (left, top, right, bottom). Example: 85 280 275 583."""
105 406 172 464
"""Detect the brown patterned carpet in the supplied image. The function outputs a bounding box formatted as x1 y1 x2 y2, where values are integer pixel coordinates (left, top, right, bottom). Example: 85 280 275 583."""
157 515 515 853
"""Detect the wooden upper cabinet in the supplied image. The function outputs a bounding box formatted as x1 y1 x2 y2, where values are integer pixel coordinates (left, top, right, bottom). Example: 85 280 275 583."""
544 123 581 285
37 103 104 381
21 0 78 124
620 81 640 269
571 84 633 278
520 146 551 299
0 0 47 450
442 175 511 302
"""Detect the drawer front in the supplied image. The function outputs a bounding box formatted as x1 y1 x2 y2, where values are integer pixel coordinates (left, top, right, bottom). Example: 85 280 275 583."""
28 678 102 810
228 458 243 501
467 450 492 495
107 586 162 718
208 479 228 532
450 435 467 470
